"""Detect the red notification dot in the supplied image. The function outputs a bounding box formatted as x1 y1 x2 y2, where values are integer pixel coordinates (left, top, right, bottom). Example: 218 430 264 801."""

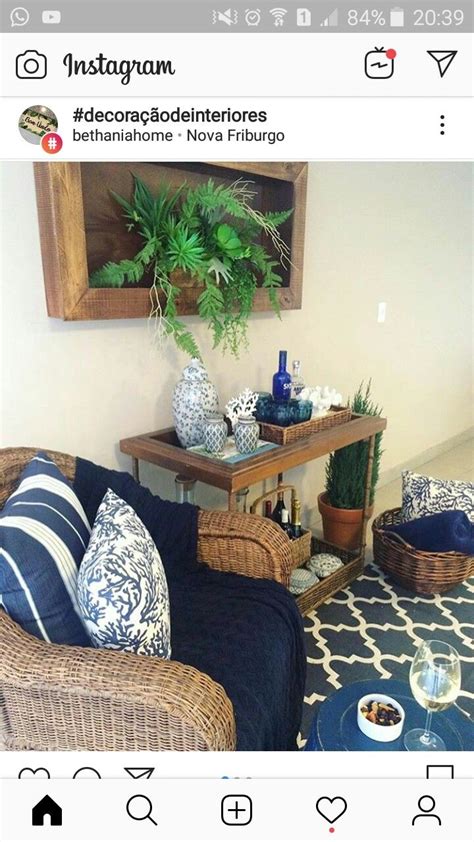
41 132 63 154
386 49 397 59
329 829 335 834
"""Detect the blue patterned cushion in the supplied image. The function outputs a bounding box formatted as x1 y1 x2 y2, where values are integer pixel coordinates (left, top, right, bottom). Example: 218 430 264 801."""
402 470 474 523
0 452 91 645
77 489 171 658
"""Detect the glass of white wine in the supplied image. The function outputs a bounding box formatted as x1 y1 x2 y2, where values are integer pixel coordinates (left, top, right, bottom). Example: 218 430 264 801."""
404 639 461 751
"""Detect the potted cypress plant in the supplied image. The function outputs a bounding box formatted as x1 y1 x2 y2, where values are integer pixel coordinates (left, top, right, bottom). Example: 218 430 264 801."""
318 381 384 550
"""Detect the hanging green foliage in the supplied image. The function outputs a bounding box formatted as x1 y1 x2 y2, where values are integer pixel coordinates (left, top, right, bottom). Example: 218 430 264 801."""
89 176 293 357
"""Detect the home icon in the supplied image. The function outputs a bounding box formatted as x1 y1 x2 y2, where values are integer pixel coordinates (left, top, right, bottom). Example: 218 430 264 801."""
32 795 63 826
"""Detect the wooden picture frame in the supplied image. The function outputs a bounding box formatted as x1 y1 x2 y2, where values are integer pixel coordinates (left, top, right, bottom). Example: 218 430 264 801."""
34 161 308 321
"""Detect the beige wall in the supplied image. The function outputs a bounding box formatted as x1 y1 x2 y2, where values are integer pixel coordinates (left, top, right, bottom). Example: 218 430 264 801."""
1 162 472 526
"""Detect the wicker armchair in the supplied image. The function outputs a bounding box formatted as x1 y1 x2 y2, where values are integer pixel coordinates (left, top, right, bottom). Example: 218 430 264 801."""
0 447 293 751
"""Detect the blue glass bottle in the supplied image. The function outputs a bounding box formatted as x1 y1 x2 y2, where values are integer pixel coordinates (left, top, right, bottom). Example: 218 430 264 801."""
272 350 292 402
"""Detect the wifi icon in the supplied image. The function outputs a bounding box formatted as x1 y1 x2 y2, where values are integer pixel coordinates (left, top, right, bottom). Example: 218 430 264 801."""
270 7 287 26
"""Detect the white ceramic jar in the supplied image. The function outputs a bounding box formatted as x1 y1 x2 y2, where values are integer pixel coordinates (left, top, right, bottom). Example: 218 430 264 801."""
172 358 219 448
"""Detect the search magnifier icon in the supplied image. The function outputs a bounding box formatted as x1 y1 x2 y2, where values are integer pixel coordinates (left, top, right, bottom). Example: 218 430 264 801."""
126 795 157 826
10 7 30 26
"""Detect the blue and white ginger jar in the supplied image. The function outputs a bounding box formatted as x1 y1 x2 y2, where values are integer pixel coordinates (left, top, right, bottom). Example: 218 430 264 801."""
172 358 219 448
234 416 259 454
203 412 228 454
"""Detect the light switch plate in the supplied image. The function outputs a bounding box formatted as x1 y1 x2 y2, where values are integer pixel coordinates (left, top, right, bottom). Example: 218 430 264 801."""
377 302 387 323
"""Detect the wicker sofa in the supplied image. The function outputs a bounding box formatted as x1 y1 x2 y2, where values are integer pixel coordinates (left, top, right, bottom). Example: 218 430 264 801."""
0 447 295 752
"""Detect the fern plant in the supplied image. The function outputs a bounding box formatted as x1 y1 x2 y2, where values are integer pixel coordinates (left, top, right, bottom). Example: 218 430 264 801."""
89 176 293 357
325 381 384 509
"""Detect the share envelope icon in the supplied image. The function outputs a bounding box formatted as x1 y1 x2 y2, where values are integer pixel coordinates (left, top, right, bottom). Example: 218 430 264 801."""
427 50 458 78
124 767 155 780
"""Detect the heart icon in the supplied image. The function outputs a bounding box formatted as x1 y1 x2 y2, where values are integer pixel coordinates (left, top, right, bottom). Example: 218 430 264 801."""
316 796 348 824
18 767 50 779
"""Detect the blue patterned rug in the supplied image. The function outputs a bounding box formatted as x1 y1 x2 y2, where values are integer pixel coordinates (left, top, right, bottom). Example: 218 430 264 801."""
300 563 474 743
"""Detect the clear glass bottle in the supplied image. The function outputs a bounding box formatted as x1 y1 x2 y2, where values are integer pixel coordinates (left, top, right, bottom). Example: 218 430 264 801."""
291 360 305 398
272 350 292 402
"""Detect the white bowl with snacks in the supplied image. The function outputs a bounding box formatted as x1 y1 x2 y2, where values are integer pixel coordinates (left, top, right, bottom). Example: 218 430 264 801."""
357 693 405 743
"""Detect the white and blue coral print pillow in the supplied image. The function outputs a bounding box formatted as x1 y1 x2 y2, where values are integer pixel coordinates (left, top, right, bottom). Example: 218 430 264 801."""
402 470 474 523
77 489 171 658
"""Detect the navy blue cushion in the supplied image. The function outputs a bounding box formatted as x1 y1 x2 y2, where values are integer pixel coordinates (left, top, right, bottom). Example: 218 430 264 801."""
72 456 306 750
0 452 91 645
169 571 306 751
73 457 199 582
383 510 474 554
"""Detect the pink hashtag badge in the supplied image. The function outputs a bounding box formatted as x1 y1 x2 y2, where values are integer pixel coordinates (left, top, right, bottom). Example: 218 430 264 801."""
41 132 63 154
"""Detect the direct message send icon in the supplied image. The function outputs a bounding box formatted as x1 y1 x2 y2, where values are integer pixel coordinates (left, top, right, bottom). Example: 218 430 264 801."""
427 50 458 78
124 767 155 779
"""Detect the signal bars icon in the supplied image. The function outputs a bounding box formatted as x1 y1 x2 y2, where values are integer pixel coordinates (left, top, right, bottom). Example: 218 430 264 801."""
320 8 338 26
270 8 287 26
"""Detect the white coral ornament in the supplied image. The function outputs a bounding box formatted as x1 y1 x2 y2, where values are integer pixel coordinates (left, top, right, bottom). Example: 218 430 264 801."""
299 385 342 417
225 388 259 430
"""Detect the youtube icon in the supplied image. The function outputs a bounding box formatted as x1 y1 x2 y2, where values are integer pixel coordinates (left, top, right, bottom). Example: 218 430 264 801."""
42 10 61 24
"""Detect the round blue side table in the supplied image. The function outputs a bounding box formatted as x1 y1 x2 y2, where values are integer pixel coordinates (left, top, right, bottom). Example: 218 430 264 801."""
305 679 474 751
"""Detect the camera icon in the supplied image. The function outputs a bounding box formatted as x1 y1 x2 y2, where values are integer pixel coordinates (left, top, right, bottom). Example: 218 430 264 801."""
16 50 48 79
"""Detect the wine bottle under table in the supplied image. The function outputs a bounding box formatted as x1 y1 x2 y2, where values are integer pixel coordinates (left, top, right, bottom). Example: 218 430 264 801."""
272 491 288 526
280 508 294 538
291 496 302 539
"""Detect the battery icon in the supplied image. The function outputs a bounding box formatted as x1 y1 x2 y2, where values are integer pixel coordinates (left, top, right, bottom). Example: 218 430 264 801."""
390 7 405 26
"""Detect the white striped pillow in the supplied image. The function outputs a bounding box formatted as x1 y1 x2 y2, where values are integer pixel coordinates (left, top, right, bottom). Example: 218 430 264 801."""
0 452 91 645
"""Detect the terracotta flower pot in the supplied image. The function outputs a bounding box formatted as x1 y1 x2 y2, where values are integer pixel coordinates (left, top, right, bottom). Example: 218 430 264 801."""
318 492 374 552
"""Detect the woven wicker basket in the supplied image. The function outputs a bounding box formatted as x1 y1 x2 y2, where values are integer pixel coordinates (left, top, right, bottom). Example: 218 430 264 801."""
250 483 311 567
372 508 474 595
259 405 351 446
290 528 312 568
295 538 364 615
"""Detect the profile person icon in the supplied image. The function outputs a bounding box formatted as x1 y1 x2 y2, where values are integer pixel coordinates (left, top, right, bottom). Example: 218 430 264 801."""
412 795 442 826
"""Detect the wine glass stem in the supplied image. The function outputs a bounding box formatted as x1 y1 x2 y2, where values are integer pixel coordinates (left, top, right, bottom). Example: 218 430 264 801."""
421 710 433 744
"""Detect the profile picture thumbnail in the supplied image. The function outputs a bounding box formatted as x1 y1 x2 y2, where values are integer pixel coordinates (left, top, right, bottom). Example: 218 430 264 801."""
18 104 58 145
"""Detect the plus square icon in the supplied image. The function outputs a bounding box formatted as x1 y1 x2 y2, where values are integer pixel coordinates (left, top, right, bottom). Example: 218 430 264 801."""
221 795 253 826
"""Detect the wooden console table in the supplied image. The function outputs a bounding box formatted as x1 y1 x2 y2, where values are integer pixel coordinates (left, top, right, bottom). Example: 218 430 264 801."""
120 413 387 563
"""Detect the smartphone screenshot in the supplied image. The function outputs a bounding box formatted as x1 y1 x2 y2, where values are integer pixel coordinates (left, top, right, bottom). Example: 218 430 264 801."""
0 1 473 840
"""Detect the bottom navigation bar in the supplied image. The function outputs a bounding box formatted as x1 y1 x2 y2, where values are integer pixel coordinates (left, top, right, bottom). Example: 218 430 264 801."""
1 778 472 840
